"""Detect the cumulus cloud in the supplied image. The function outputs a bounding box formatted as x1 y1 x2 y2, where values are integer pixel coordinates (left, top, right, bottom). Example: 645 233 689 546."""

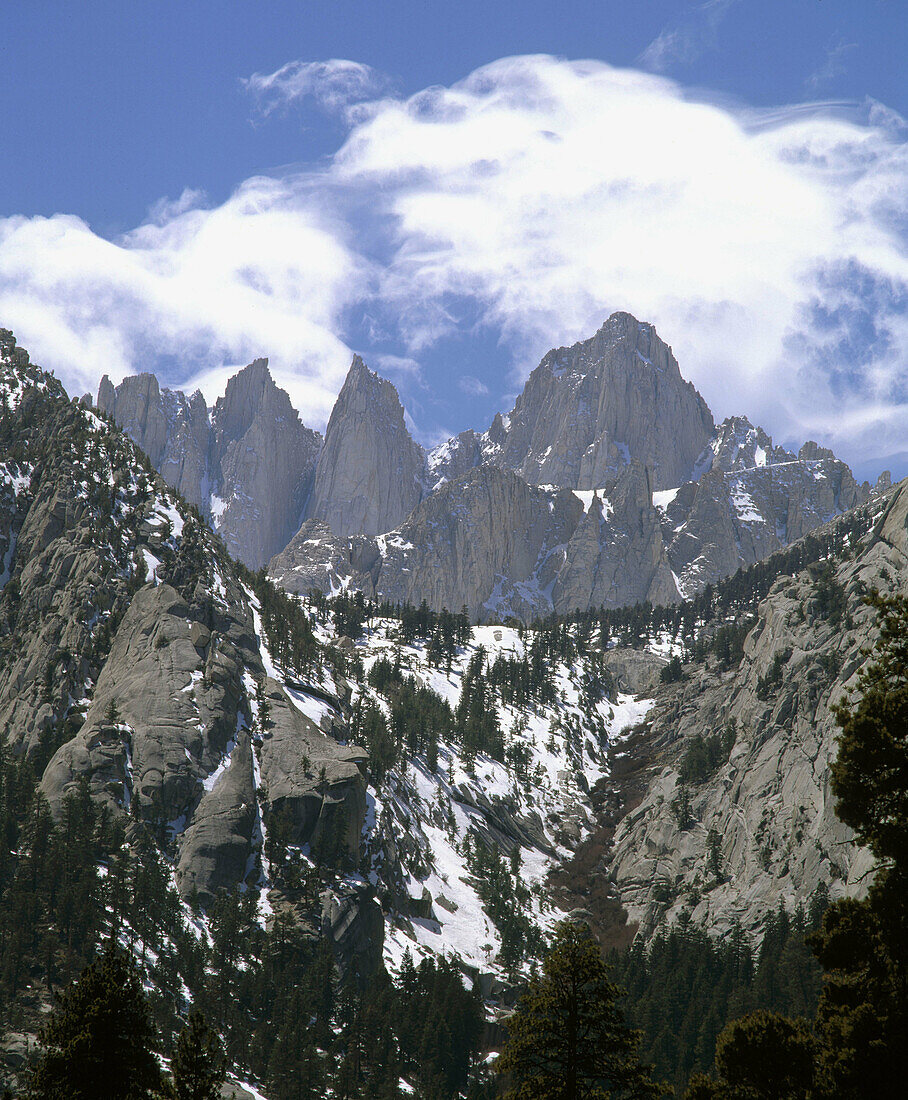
243 58 390 117
333 56 908 463
0 54 906 466
0 178 368 421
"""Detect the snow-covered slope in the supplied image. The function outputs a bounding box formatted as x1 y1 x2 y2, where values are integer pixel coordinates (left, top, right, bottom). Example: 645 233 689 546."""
249 603 655 982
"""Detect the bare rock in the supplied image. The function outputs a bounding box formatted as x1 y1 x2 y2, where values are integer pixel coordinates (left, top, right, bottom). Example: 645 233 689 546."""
307 356 427 537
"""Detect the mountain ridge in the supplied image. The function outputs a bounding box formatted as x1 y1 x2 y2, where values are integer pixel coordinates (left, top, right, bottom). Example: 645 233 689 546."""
97 312 876 620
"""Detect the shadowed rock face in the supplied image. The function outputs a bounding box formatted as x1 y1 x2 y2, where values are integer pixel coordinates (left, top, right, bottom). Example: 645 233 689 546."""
657 417 869 597
306 356 427 537
98 359 321 569
271 461 680 620
498 313 715 491
210 359 322 568
429 312 715 494
97 373 211 511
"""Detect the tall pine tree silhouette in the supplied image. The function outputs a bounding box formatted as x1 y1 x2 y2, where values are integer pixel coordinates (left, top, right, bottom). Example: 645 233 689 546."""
498 919 664 1100
28 944 160 1100
162 1010 226 1100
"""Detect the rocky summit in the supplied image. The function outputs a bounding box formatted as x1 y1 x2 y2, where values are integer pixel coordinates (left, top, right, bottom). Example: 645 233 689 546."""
98 358 321 569
306 355 427 538
99 312 874 622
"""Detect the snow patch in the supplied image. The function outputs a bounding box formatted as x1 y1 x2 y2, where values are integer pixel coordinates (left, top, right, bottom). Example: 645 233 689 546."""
652 487 680 511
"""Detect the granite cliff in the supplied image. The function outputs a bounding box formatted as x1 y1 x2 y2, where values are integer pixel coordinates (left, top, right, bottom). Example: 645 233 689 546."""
306 356 427 537
99 313 871 619
98 359 321 569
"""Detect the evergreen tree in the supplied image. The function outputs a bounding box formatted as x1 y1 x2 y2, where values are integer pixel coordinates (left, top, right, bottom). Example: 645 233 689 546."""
810 590 908 1096
28 945 161 1100
498 920 664 1100
162 1011 226 1100
684 1011 815 1099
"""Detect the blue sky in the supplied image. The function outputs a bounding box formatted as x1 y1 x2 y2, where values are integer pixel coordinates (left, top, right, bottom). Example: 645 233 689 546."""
0 1 905 479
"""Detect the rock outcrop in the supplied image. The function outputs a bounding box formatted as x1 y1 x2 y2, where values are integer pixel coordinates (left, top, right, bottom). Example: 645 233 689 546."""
271 461 681 618
96 372 210 510
98 359 321 569
657 417 868 596
605 489 898 940
306 356 427 537
98 314 869 619
208 359 322 568
2 352 366 909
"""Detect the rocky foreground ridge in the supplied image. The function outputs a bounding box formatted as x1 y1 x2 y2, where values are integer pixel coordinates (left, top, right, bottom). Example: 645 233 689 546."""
603 489 896 941
0 332 376 966
99 312 874 619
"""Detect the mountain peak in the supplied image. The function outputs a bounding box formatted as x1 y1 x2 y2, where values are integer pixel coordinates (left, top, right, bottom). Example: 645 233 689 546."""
306 356 426 537
492 314 714 491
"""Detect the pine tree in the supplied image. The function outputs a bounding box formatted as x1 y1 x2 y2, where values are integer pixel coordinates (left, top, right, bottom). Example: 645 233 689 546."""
809 590 908 1095
162 1010 226 1100
498 920 664 1100
684 1010 815 1099
28 944 161 1100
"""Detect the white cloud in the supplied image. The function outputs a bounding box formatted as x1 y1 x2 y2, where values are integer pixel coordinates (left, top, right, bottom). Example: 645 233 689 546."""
333 56 908 464
639 0 740 73
243 58 390 117
0 54 906 468
459 375 489 397
806 39 858 93
0 177 368 423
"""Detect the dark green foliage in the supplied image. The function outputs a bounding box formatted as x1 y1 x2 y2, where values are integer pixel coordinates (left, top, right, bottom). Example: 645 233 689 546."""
0 775 114 1014
332 590 367 640
393 599 470 662
498 920 663 1100
670 783 694 830
162 1011 226 1100
830 591 908 867
660 656 684 684
700 621 751 671
456 647 504 762
395 953 484 1097
363 657 456 775
243 566 320 677
812 561 847 626
27 945 161 1100
754 647 791 701
330 952 484 1100
351 700 397 782
678 723 735 786
684 1011 815 1099
705 830 723 882
610 901 827 1097
463 837 542 972
808 590 908 1096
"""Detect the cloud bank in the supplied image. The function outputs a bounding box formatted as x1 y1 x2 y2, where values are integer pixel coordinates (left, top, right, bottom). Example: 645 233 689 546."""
0 55 906 467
